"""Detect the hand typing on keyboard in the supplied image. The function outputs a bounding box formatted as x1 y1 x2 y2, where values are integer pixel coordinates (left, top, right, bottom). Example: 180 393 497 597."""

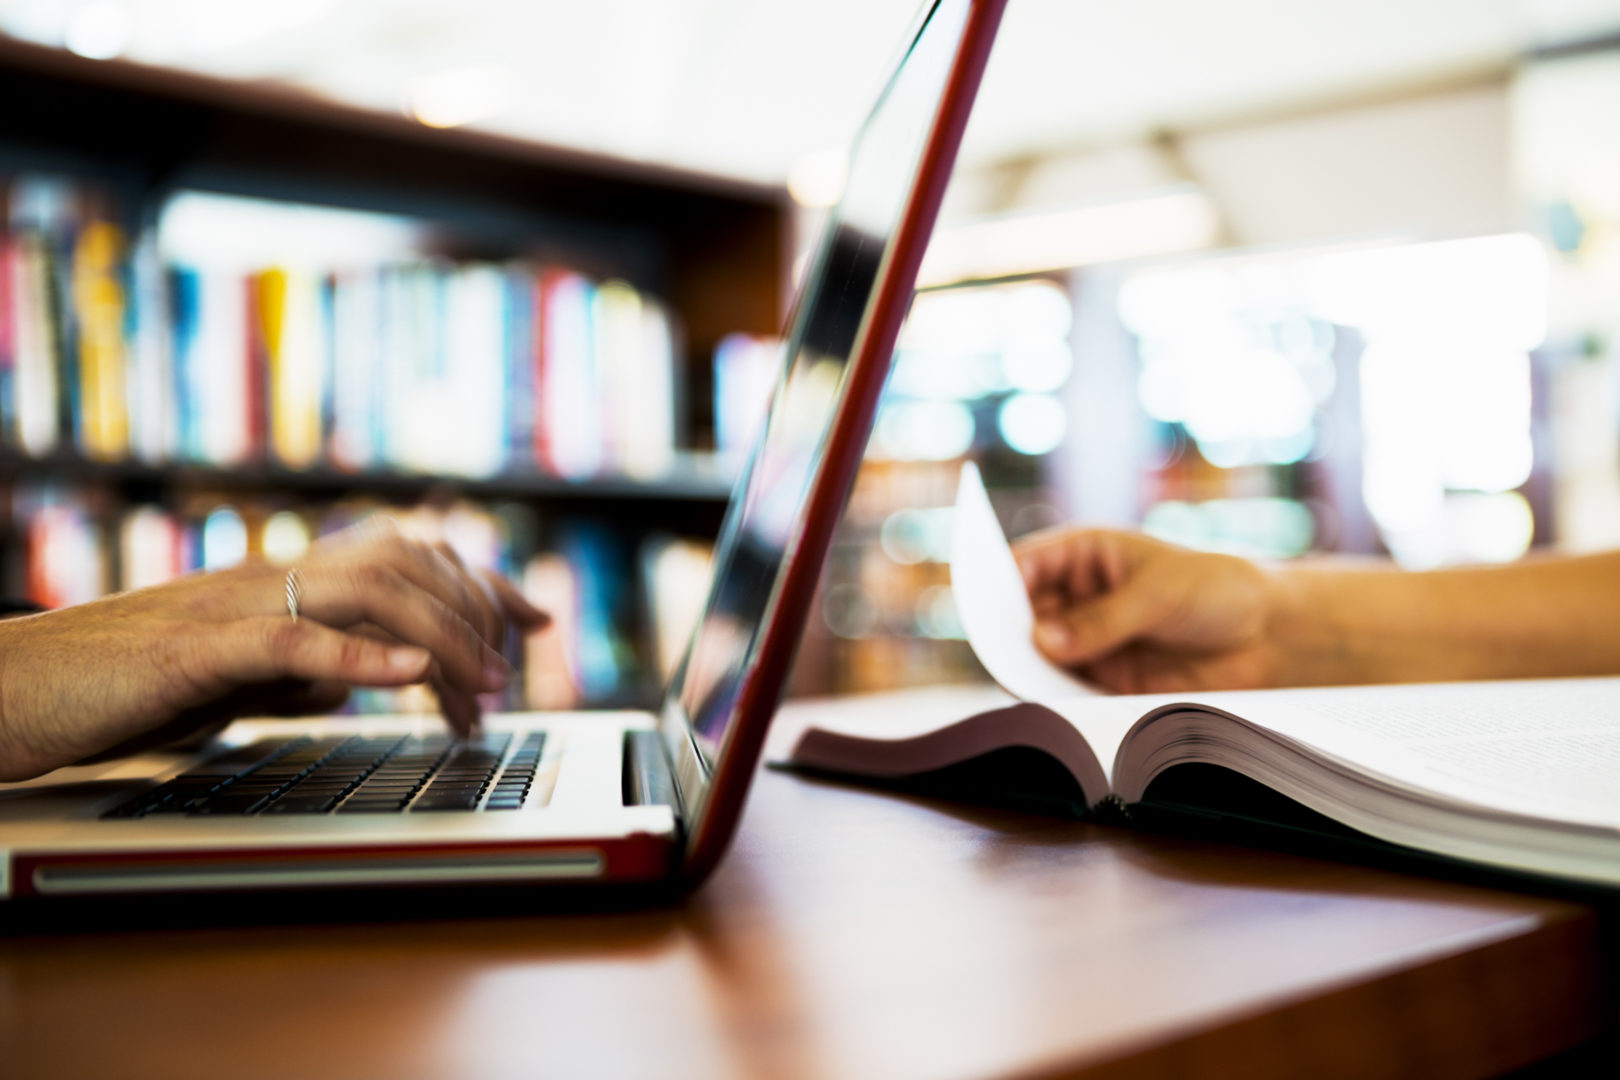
0 520 550 782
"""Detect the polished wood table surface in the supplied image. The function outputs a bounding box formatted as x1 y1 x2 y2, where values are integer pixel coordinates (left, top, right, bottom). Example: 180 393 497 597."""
0 691 1608 1080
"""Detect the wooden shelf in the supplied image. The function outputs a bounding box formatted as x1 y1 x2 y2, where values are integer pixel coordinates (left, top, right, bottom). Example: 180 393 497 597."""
0 448 736 524
0 447 732 496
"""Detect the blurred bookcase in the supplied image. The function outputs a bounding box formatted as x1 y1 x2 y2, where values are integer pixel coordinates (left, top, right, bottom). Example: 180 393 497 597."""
0 36 789 710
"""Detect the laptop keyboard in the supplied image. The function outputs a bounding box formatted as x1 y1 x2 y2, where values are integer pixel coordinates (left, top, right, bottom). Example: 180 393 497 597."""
103 732 545 819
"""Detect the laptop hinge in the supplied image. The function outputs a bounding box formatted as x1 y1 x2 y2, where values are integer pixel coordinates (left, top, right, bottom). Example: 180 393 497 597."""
623 730 684 827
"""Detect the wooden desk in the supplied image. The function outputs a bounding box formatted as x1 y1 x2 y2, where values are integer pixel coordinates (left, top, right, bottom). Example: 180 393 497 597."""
0 691 1608 1080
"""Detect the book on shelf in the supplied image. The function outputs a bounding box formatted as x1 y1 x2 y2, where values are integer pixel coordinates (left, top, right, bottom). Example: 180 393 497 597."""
0 176 688 484
712 333 783 470
783 463 1620 889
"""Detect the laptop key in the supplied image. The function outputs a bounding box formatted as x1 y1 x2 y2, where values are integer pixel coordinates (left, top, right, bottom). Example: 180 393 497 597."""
413 794 480 811
189 794 271 815
263 797 337 814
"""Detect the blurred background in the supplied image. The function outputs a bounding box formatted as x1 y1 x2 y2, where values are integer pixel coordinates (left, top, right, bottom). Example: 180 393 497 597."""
2 0 1620 706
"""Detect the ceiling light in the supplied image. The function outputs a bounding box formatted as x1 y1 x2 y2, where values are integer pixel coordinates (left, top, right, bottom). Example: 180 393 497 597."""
919 188 1221 287
65 1 132 60
407 65 508 130
787 148 849 209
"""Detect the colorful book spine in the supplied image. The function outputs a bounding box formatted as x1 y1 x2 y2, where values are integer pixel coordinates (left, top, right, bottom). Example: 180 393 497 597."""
127 235 172 465
0 234 12 439
71 219 130 460
537 270 602 479
12 231 59 456
0 176 688 481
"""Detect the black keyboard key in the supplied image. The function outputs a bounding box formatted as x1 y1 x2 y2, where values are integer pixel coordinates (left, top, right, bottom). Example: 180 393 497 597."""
413 794 480 811
189 794 271 815
263 795 338 814
341 791 410 804
336 802 405 814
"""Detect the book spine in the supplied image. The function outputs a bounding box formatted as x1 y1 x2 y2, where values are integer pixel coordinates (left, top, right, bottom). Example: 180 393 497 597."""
504 268 535 470
43 228 78 450
127 236 172 465
318 273 336 465
167 265 198 461
15 232 59 456
72 219 130 461
0 235 16 442
244 271 269 463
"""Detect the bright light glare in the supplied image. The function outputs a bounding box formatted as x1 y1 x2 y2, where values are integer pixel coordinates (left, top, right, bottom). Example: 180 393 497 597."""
1361 342 1533 497
1119 266 1240 339
1142 498 1314 558
409 65 508 129
66 1 132 59
888 349 999 400
879 507 954 564
1121 234 1547 564
1001 339 1072 393
915 584 964 639
1308 234 1549 351
1447 492 1535 564
177 0 338 54
202 506 248 570
787 147 849 209
1004 280 1073 340
893 281 1072 401
1188 349 1312 446
901 288 1007 354
874 400 975 461
998 393 1066 456
920 188 1219 287
263 511 312 562
159 192 422 269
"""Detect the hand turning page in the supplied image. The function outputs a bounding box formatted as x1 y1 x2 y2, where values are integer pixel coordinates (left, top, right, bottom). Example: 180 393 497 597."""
949 463 1098 702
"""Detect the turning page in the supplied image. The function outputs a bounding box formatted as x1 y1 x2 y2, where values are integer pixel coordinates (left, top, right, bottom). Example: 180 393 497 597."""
949 464 1146 781
949 463 1097 702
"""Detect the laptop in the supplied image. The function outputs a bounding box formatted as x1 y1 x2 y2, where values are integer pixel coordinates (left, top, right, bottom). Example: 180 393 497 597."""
0 0 1007 901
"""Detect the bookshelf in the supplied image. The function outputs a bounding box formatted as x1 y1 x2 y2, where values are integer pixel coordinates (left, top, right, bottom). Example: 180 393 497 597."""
0 36 789 708
0 36 786 418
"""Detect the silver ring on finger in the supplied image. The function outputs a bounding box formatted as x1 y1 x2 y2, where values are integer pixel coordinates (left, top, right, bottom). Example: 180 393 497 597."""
285 568 306 623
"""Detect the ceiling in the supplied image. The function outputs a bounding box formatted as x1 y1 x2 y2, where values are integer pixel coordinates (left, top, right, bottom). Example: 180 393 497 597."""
4 0 1620 185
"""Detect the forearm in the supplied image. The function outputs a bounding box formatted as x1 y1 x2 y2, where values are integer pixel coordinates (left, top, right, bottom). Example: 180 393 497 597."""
1267 551 1620 686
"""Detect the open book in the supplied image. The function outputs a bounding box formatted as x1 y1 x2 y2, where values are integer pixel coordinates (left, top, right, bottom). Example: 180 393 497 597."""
785 464 1620 888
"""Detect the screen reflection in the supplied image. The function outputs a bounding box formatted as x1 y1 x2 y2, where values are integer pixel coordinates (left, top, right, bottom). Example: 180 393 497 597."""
673 0 972 764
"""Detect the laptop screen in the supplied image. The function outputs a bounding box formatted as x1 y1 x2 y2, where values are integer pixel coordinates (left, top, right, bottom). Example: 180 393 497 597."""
667 0 973 772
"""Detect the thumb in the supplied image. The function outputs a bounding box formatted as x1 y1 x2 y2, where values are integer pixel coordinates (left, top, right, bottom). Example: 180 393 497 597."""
1033 586 1158 668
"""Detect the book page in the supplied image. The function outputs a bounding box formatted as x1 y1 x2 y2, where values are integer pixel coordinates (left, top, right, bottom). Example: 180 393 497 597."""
1178 679 1620 826
950 463 1098 703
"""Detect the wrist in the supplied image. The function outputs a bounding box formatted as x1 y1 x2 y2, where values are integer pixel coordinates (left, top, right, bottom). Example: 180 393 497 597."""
1257 562 1363 687
0 617 53 781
